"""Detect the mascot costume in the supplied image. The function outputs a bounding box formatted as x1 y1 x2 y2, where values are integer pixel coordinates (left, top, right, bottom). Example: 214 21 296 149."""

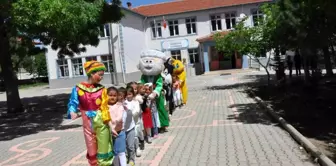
138 49 169 130
172 59 188 104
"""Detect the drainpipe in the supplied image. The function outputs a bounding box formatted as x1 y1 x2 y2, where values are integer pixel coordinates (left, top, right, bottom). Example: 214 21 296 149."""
117 23 126 83
109 23 119 85
143 16 148 48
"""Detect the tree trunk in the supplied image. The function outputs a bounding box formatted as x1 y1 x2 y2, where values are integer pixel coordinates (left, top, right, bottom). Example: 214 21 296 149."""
322 47 333 76
0 17 23 114
330 45 336 67
265 68 271 86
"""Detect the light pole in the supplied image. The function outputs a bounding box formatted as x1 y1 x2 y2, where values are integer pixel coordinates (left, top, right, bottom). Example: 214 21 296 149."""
108 23 118 85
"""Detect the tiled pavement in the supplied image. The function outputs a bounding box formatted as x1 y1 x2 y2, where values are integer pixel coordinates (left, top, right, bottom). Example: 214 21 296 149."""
0 72 317 166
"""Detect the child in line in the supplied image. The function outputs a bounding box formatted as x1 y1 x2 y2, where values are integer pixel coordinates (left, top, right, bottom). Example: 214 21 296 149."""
146 83 160 139
107 87 127 166
135 83 146 153
127 81 138 94
128 82 144 157
172 75 183 107
123 87 137 166
141 84 153 143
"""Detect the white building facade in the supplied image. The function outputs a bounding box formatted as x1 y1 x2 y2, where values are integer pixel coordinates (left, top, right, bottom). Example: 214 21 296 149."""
46 9 146 88
46 0 269 88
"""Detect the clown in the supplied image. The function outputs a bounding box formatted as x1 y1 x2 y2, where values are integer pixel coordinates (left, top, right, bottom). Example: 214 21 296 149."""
172 59 188 104
138 49 169 131
67 61 114 166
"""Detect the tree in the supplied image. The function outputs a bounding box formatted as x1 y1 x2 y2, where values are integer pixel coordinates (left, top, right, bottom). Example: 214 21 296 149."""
214 4 280 85
21 52 48 78
0 0 123 114
276 0 336 79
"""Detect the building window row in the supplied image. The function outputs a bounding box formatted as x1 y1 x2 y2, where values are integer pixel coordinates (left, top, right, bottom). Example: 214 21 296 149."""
170 48 200 64
151 9 263 38
150 17 197 38
210 12 237 31
57 55 114 78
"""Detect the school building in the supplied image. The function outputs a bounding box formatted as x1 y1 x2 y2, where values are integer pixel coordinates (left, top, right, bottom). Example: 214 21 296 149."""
45 0 270 89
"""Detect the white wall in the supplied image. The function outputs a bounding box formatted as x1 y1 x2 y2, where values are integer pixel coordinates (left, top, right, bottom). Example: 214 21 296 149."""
120 11 146 73
46 25 123 80
143 3 263 63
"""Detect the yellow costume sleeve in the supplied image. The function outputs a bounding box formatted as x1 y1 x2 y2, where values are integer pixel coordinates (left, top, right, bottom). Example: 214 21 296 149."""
100 88 111 124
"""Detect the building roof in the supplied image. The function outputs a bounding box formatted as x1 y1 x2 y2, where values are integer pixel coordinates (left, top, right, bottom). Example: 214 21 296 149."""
196 31 230 43
132 0 270 17
122 7 145 17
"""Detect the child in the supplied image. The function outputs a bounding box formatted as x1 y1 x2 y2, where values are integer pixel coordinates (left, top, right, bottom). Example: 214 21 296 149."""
131 84 145 157
172 75 183 107
146 83 160 139
141 84 154 143
118 87 126 103
127 82 138 95
107 87 127 166
135 84 146 152
123 87 136 166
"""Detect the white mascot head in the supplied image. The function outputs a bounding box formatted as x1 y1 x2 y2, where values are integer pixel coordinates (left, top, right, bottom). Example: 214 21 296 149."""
138 49 165 76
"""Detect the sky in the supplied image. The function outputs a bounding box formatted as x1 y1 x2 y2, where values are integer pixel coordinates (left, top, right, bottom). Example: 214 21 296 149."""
122 0 172 7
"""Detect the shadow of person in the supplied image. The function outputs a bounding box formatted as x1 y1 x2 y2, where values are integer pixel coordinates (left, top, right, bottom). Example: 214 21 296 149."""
0 93 81 141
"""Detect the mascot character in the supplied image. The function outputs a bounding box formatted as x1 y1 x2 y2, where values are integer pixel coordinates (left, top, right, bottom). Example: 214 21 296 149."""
138 49 169 130
172 59 188 104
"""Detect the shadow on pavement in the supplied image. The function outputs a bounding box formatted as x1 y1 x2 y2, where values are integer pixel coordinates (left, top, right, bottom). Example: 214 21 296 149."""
0 93 81 141
227 103 276 125
206 72 336 162
249 76 336 162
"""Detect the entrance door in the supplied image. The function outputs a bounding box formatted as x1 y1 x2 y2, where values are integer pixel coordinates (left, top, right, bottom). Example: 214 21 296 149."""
231 52 236 68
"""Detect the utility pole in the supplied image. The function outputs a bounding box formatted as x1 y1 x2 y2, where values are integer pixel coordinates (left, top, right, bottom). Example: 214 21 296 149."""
108 23 119 85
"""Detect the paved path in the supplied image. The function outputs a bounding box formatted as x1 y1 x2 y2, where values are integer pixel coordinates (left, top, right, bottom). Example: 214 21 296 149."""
0 72 316 166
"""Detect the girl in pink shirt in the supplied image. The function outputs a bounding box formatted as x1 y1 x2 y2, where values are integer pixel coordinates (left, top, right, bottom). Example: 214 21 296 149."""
107 87 127 166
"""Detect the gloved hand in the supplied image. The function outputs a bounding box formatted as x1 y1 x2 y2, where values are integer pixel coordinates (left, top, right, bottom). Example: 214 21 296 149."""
148 92 157 100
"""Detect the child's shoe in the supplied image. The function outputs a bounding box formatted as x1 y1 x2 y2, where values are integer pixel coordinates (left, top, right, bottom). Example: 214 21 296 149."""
139 140 145 150
153 134 159 139
129 161 135 166
136 148 142 157
146 136 152 144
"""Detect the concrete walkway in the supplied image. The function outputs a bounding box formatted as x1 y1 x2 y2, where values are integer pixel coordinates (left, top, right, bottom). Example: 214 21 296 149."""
0 72 316 166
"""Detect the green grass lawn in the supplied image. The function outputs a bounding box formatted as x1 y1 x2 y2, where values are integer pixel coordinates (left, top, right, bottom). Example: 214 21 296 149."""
19 82 48 89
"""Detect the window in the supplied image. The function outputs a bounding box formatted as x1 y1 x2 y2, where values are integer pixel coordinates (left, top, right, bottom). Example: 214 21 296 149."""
252 9 263 26
101 55 114 73
86 56 97 62
168 20 179 36
99 24 110 37
225 12 236 29
188 49 199 64
71 58 84 76
171 50 182 61
210 14 222 31
57 59 69 78
186 18 196 34
150 21 162 38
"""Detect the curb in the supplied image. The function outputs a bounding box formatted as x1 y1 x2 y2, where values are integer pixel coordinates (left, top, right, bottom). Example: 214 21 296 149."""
248 90 336 166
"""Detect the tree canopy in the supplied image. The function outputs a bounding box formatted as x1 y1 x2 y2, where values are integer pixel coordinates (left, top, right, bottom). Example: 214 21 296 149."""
0 0 123 113
11 0 123 56
215 0 336 83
